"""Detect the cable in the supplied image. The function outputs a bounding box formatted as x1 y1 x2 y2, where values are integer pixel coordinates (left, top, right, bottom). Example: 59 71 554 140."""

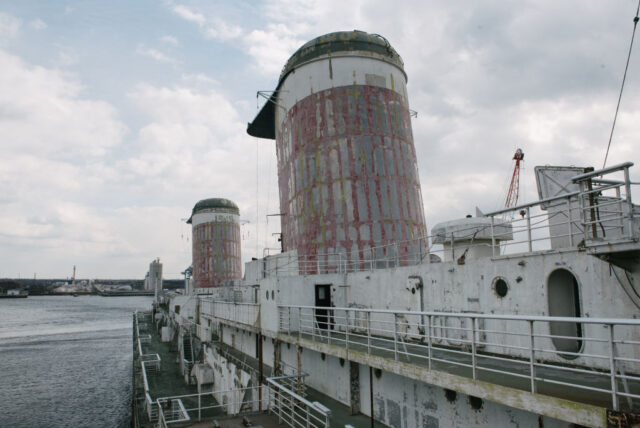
603 0 640 168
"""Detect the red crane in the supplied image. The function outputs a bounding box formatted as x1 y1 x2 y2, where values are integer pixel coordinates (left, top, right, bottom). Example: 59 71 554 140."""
505 148 524 208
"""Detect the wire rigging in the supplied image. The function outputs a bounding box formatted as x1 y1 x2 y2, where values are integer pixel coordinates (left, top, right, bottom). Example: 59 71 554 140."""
603 0 640 168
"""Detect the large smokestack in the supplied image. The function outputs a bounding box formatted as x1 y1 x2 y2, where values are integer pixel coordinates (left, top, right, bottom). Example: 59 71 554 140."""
248 31 427 272
188 198 242 288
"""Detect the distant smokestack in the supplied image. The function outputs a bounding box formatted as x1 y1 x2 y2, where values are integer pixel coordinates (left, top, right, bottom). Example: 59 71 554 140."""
188 198 242 288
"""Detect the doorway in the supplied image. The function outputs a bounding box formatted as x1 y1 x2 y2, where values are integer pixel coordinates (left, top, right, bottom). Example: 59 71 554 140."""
548 268 583 356
315 284 332 330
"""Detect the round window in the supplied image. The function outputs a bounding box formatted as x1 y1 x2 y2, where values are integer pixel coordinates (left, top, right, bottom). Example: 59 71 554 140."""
493 277 508 298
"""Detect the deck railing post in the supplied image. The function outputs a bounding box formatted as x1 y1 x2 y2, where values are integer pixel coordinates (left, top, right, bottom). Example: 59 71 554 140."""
198 394 201 421
427 315 432 370
609 324 619 410
450 233 455 261
529 320 536 393
288 306 292 334
327 308 332 346
526 207 532 252
578 181 589 241
278 388 282 423
395 242 399 267
616 187 625 235
471 317 477 380
370 247 374 271
367 311 371 354
624 167 634 239
312 308 316 340
298 307 302 339
490 217 496 257
393 313 399 361
567 198 574 247
346 309 350 351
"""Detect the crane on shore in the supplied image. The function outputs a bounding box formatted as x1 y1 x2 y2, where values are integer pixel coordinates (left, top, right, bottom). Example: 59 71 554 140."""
505 148 525 209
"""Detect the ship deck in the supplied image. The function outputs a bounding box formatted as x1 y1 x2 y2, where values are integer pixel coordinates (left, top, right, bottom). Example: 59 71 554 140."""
135 312 385 428
273 326 640 416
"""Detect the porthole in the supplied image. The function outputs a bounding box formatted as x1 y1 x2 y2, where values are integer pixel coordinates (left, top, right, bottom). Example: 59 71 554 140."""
321 353 326 361
445 389 457 403
265 290 269 300
271 290 275 300
492 277 508 298
374 368 382 379
469 396 483 410
339 358 345 367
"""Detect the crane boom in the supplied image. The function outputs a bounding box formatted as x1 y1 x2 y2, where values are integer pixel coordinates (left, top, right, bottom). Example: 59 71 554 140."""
505 149 524 208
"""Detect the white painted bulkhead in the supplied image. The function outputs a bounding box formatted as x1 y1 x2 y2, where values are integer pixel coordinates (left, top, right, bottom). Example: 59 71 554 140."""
276 53 409 120
253 246 640 372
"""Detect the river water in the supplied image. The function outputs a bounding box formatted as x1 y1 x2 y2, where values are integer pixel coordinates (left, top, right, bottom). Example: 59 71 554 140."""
0 295 152 428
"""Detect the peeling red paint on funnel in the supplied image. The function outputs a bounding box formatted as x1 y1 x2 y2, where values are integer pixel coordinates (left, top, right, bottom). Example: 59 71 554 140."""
189 198 242 288
249 31 428 272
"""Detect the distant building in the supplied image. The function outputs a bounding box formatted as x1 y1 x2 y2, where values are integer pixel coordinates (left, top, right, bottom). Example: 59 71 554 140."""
146 258 163 299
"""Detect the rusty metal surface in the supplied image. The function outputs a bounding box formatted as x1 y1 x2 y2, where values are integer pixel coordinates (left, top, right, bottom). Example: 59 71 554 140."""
607 409 640 427
280 30 405 81
275 84 427 272
192 216 241 288
248 30 405 140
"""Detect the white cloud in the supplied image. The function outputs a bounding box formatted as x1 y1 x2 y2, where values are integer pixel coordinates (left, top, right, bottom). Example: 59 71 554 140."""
29 18 47 30
171 5 242 41
172 4 206 26
160 35 179 46
54 43 78 67
0 50 125 158
123 81 279 261
243 24 304 75
136 44 178 64
0 12 21 42
202 17 242 40
3 1 639 278
0 47 131 277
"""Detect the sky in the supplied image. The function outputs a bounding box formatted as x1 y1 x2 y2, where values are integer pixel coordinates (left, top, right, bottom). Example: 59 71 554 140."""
0 0 639 279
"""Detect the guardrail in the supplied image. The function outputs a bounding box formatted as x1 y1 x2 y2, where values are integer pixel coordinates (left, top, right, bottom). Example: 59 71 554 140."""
157 398 190 427
200 298 260 328
134 311 164 422
267 375 330 428
156 386 268 423
262 162 637 276
279 305 640 412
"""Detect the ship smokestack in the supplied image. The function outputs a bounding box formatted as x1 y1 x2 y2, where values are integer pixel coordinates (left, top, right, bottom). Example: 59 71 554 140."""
188 198 242 288
248 31 427 272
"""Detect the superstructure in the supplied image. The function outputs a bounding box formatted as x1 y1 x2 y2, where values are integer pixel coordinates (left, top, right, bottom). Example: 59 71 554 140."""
133 31 640 428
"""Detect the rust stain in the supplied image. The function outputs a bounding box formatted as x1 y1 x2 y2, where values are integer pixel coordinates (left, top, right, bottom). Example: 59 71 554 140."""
276 85 427 273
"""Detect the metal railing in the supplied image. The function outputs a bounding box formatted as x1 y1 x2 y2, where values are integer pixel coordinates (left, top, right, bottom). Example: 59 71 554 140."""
134 311 164 422
157 398 190 427
200 298 260 327
484 162 637 255
261 163 637 276
574 162 636 244
156 386 269 423
267 375 330 428
279 305 640 411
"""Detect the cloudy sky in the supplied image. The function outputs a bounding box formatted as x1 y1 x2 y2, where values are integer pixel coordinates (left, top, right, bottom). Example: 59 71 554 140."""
1 0 639 279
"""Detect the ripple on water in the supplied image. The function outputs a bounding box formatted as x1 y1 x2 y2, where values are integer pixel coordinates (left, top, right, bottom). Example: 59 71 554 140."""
0 296 152 428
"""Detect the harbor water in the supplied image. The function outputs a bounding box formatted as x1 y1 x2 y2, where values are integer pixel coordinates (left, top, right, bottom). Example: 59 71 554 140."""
0 295 152 428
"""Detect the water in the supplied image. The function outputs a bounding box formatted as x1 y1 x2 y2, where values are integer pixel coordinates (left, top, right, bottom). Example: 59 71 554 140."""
0 295 152 428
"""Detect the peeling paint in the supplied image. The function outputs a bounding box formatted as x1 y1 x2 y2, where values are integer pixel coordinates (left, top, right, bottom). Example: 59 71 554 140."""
276 85 427 273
